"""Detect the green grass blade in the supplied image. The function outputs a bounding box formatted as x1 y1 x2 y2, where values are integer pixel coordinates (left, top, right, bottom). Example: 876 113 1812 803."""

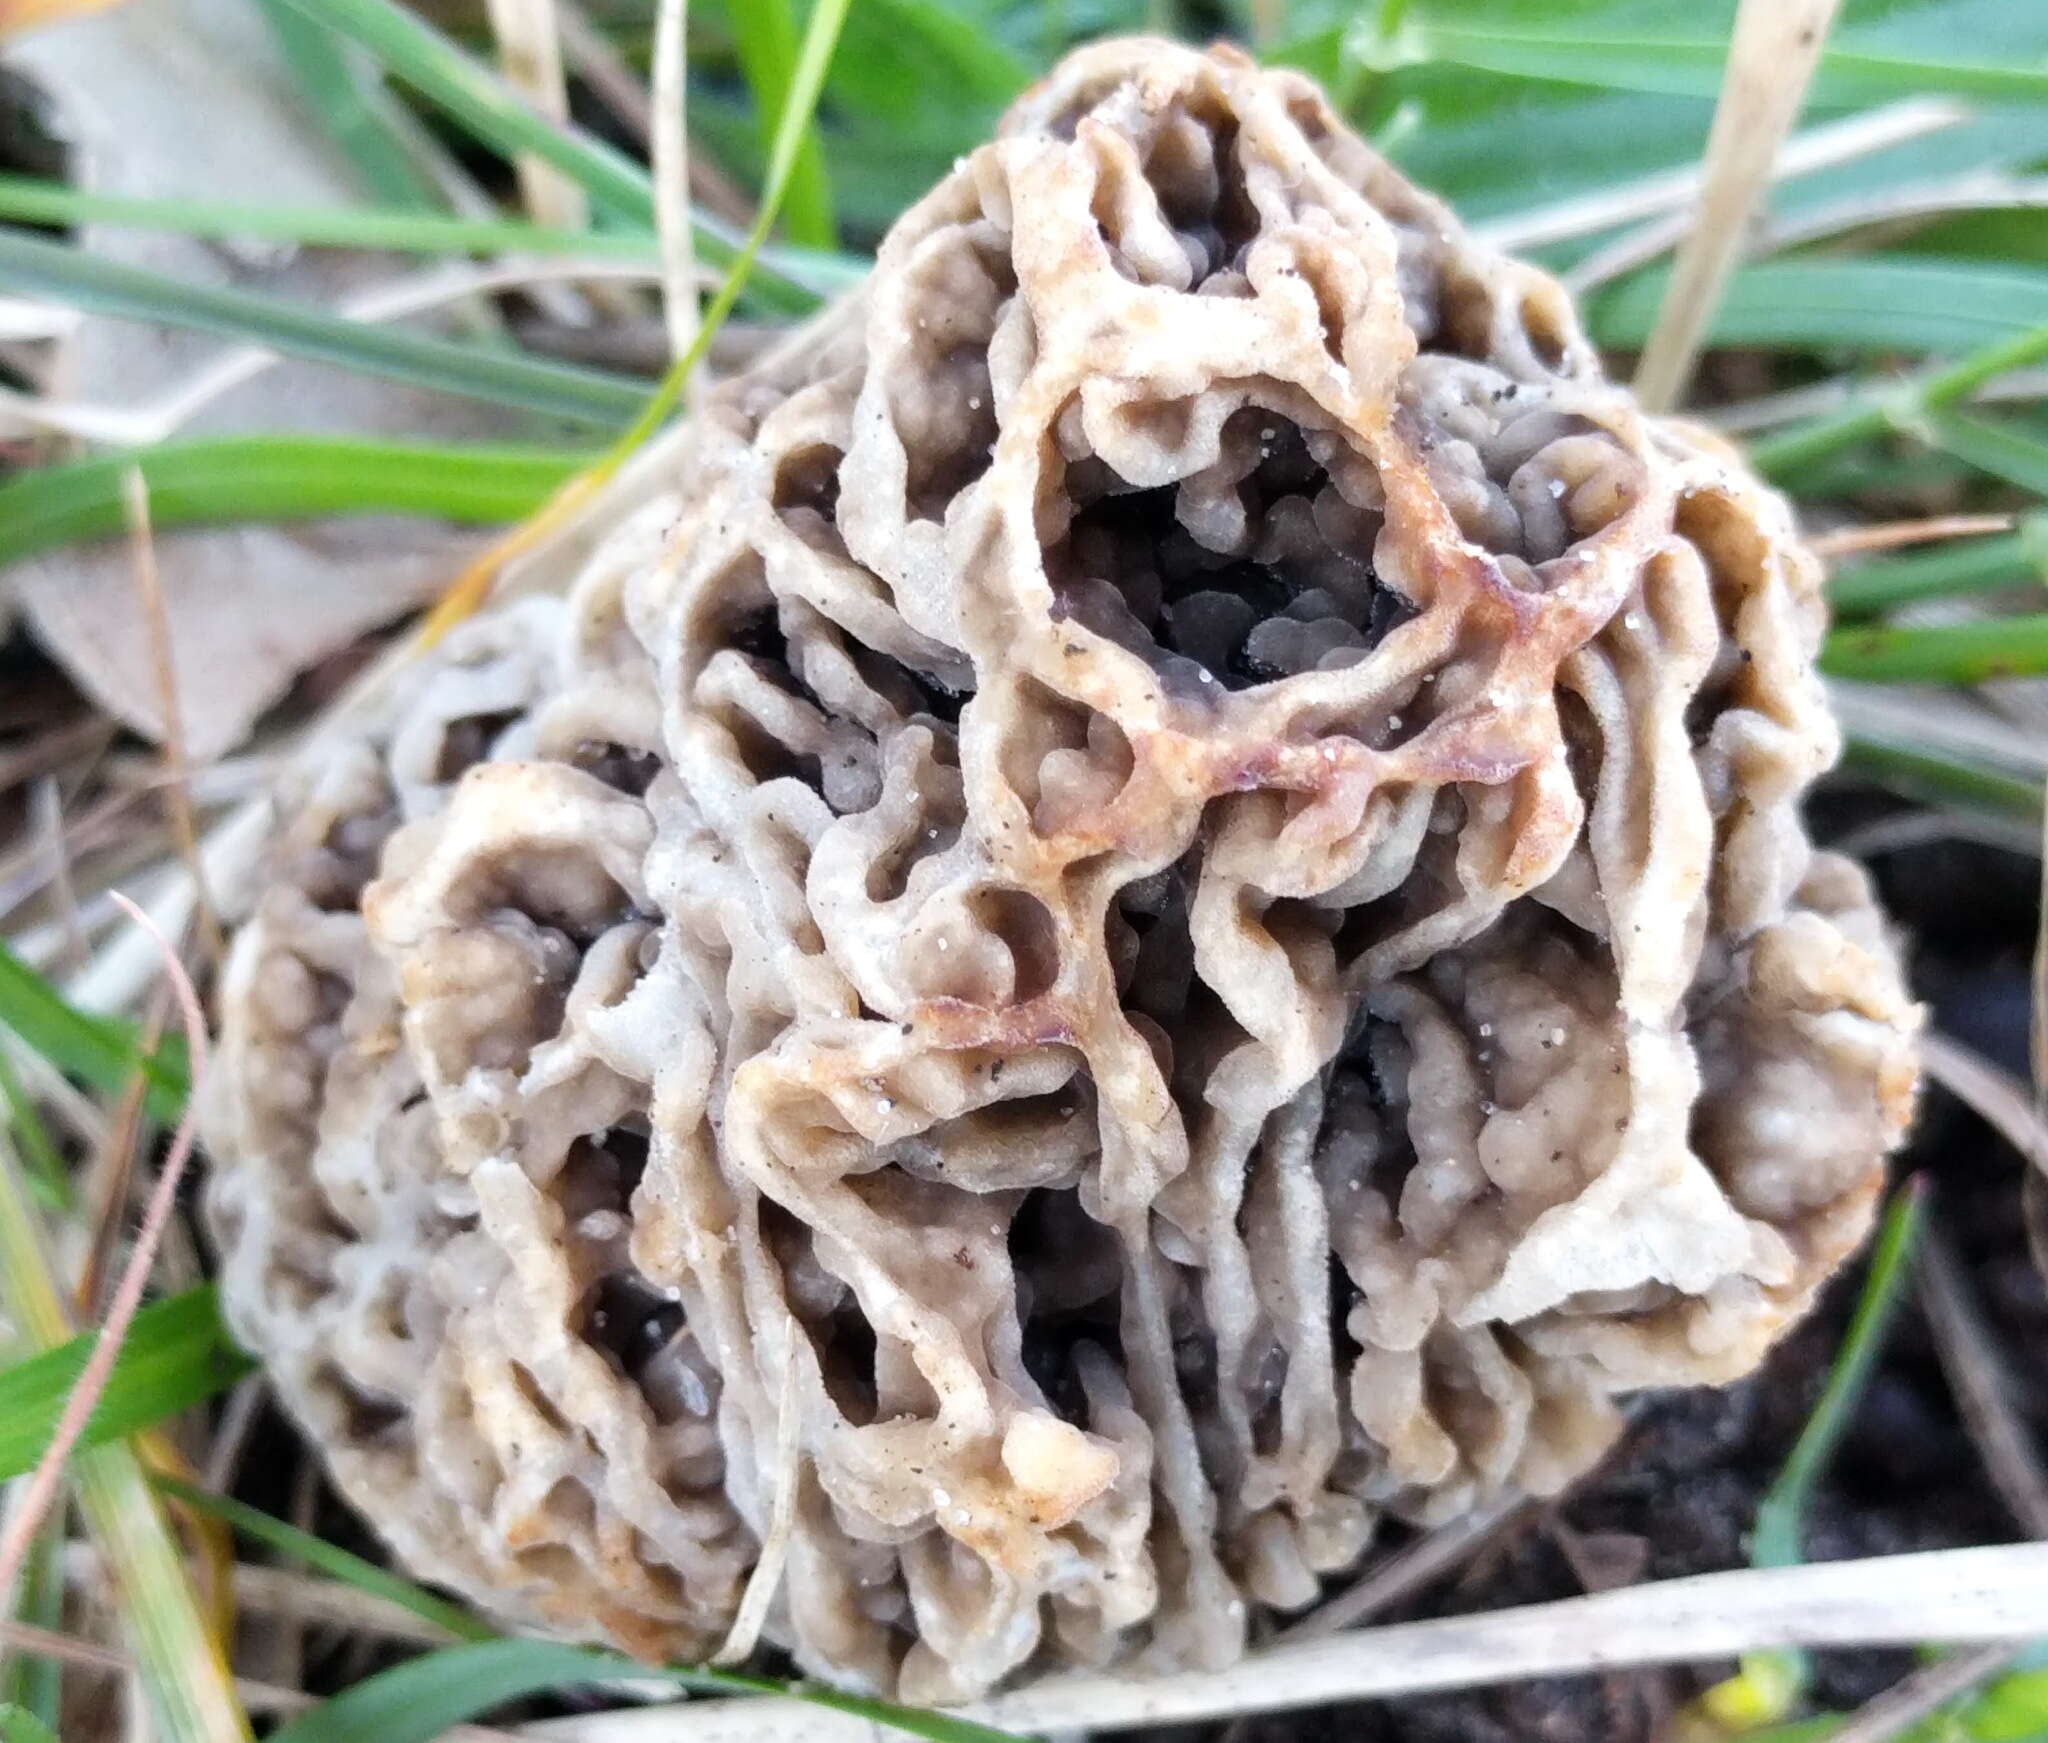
254 1642 753 1743
1926 408 2048 498
0 1518 64 1728
268 0 858 309
0 1289 253 1482
1738 1718 1842 1742
263 1638 1028 1743
424 0 848 637
1711 1183 1928 1722
0 941 185 1122
64 1452 249 1743
278 0 653 221
1830 522 2048 616
0 230 644 427
162 1484 1029 1741
1752 1180 1926 1570
255 0 444 210
1753 322 2048 481
1784 449 1979 503
1962 1666 2048 1736
604 0 853 453
0 1046 70 1212
0 174 660 262
1839 731 2045 821
724 0 837 250
0 1137 252 1743
849 0 1031 105
1821 613 2048 683
1368 22 2048 106
0 1704 61 1743
1594 260 2048 358
0 436 588 571
0 173 861 300
153 1479 492 1645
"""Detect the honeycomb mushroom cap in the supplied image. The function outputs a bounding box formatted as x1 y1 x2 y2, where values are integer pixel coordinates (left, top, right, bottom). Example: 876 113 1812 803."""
205 38 1921 1701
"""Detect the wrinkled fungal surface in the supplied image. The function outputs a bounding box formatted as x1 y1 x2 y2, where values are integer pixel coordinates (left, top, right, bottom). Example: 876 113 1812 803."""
205 39 1922 1701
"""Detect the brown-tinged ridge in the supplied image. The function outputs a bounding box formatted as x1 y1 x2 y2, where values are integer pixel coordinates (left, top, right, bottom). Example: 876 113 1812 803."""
202 38 1921 1703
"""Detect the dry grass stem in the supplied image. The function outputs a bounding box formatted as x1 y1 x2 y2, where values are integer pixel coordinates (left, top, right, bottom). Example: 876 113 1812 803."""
1759 174 2048 256
199 1560 456 1645
121 467 220 969
198 1378 265 1493
1568 174 2048 294
509 314 776 375
1475 97 1962 254
65 796 271 1016
3 1614 523 1739
251 1463 318 1697
0 797 173 948
74 993 166 1317
554 0 652 141
476 0 643 326
1279 1499 1530 1642
1829 683 2048 792
480 0 585 234
709 1340 797 1666
0 297 78 342
0 717 114 802
1811 516 2017 560
0 896 207 1597
414 464 610 644
0 1040 108 1152
1917 1229 2048 1538
554 0 753 224
1921 1025 2048 1325
651 0 701 381
1712 367 2048 436
2031 779 2048 1278
1632 0 1843 410
528 1543 2048 1742
1827 1643 2025 1743
2033 785 2046 1124
0 1615 309 1715
1921 1032 2046 1173
28 775 86 975
1830 808 2045 863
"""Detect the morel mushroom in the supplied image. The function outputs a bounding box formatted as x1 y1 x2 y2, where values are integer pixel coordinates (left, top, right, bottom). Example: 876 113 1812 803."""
204 38 1921 1702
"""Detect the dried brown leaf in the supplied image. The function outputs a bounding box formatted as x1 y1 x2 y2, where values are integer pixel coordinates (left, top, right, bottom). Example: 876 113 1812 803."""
3 0 536 759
